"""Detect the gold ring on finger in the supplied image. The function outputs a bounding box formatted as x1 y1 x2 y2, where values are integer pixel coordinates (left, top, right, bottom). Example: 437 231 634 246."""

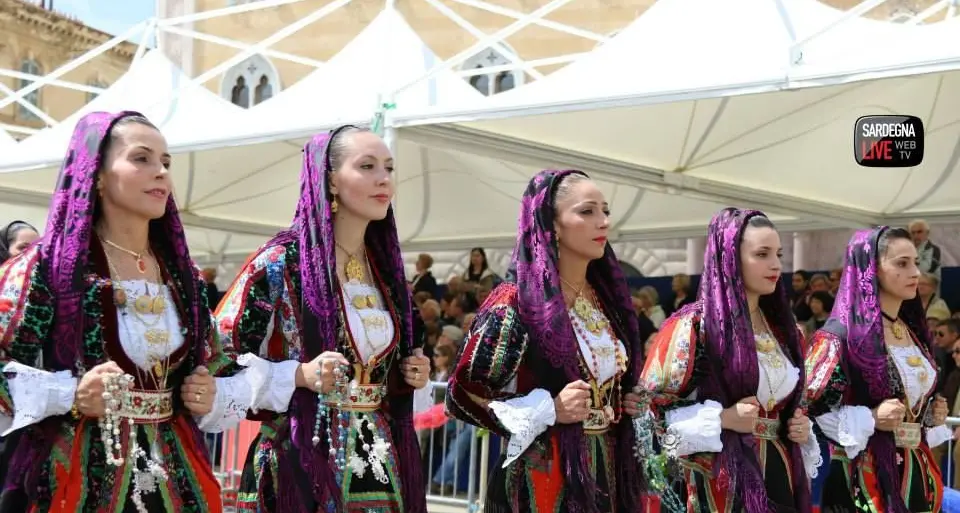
199 387 207 395
195 393 201 402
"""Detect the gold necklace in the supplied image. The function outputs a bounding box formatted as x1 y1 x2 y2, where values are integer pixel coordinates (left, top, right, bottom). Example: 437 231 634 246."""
560 277 608 334
102 238 150 274
103 249 167 316
752 310 778 354
337 242 365 282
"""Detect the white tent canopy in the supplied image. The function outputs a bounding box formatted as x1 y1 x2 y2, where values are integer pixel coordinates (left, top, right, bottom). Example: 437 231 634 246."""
233 8 486 138
393 0 960 228
0 50 250 173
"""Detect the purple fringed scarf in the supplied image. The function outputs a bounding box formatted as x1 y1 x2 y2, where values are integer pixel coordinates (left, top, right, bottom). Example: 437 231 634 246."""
821 227 928 513
10 110 209 492
262 127 424 513
504 169 643 513
695 208 808 513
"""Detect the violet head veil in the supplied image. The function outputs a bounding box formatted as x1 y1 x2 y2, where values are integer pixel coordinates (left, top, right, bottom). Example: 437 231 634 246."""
820 227 927 513
263 126 423 513
504 169 643 513
695 207 808 513
11 111 208 495
41 110 206 372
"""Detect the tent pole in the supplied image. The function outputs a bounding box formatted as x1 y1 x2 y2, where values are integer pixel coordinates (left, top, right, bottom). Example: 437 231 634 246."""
906 0 949 23
160 25 325 69
0 69 104 95
191 0 353 87
422 0 543 79
0 20 145 111
393 0 575 96
0 82 57 125
790 0 887 63
158 0 308 27
446 0 607 43
133 18 157 65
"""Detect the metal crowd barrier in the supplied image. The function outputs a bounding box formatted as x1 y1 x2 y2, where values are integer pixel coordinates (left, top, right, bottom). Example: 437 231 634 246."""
206 381 491 513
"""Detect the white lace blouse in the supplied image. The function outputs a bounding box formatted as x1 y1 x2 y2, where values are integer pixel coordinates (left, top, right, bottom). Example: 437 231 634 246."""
0 280 296 435
487 308 627 468
814 343 952 458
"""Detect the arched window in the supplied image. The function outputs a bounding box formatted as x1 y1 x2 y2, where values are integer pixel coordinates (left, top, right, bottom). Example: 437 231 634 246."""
460 46 523 96
220 54 280 108
17 59 42 120
87 78 107 103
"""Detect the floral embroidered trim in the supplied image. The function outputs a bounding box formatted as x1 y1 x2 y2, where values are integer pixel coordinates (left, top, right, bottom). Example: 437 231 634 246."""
125 388 174 423
753 417 781 441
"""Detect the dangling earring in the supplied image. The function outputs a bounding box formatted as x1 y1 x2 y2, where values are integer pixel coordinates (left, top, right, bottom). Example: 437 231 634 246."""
96 177 103 196
331 195 339 214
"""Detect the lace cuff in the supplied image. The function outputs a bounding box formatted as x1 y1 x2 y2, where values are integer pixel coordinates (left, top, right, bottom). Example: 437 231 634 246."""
665 400 723 457
2 362 77 436
815 405 874 459
489 388 556 468
926 424 952 448
195 354 299 433
800 419 823 478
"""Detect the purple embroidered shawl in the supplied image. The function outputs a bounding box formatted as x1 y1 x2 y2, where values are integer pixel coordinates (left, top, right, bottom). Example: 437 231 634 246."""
10 110 209 492
504 169 643 513
820 227 928 513
262 127 424 513
693 208 808 513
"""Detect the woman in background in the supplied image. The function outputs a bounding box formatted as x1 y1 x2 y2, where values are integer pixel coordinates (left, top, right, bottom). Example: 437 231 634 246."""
0 221 38 262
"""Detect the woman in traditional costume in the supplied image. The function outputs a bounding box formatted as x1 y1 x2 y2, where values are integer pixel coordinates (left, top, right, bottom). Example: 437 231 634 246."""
0 111 229 512
212 126 429 513
804 227 950 513
446 169 645 513
639 208 820 513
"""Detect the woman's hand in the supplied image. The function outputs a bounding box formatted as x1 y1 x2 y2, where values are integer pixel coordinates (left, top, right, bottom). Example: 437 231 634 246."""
872 398 906 432
931 395 948 426
401 348 431 389
181 366 216 416
554 380 593 424
623 392 644 417
296 351 350 394
74 361 124 418
720 396 760 434
786 408 811 444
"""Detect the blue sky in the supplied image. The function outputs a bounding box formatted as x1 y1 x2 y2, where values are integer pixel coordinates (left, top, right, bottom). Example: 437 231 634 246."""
51 0 155 37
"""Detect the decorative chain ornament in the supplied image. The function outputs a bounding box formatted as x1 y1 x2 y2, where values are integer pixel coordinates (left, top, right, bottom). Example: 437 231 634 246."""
631 388 685 513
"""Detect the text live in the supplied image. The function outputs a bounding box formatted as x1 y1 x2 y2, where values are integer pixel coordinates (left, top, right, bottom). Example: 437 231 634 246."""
854 115 924 168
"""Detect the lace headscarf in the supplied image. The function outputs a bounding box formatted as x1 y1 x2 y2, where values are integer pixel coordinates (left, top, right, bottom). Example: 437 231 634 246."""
820 227 928 513
262 126 423 513
505 169 643 513
11 111 208 495
693 207 808 513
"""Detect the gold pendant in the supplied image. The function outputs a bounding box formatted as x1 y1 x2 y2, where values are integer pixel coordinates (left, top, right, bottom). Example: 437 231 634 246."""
114 288 127 309
905 355 923 367
919 371 928 385
344 255 364 282
144 329 169 346
756 337 777 354
767 398 776 411
352 295 369 310
891 322 905 340
573 295 592 320
153 361 164 378
136 257 147 274
134 294 153 315
150 295 166 315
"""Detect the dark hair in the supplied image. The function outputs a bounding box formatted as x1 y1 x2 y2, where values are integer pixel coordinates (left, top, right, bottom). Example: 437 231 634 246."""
0 220 38 263
469 247 489 272
793 270 808 280
94 115 160 222
442 290 457 303
455 291 479 314
327 125 372 171
942 318 960 335
877 227 912 258
809 290 835 312
746 214 776 230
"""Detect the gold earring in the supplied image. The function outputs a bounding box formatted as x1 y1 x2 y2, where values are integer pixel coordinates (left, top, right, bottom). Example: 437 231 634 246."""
331 195 339 214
